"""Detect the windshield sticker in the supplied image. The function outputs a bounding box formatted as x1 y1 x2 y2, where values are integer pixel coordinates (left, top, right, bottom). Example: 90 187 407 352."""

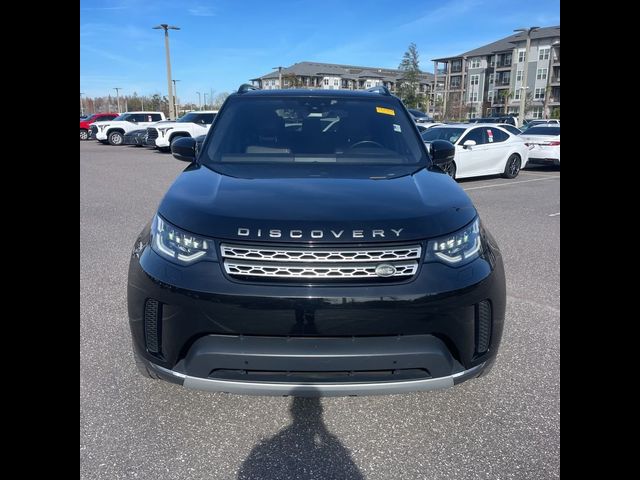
376 107 395 116
487 129 494 142
393 124 402 133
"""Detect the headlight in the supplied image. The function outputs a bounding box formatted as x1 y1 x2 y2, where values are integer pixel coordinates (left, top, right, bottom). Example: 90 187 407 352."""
158 127 173 136
150 215 216 265
425 218 481 266
99 124 108 130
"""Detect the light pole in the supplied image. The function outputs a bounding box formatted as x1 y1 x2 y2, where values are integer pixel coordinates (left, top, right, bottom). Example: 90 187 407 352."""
196 91 201 111
172 79 180 116
514 26 539 127
203 92 208 110
80 92 84 116
273 66 283 88
113 87 122 113
153 24 180 120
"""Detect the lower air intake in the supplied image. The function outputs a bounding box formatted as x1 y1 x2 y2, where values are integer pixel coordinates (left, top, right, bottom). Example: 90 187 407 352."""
144 299 162 355
476 300 492 354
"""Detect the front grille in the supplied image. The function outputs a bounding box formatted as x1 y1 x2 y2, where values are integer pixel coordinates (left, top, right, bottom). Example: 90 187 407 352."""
146 127 158 140
221 243 421 282
90 125 98 136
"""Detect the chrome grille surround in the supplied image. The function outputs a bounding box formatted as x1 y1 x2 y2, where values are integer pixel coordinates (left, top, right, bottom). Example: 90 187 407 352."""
220 243 422 281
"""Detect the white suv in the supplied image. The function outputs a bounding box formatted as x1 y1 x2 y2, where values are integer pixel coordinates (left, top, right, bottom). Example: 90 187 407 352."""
93 112 166 146
146 111 218 152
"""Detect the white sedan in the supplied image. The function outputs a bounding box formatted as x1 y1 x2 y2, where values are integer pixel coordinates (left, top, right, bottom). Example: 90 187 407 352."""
420 123 529 179
518 125 560 166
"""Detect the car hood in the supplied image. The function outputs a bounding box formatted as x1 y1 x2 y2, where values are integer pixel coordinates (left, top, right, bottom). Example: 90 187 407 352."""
158 165 476 243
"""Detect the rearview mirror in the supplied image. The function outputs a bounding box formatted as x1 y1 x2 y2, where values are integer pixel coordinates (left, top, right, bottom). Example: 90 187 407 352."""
171 137 197 162
463 140 477 149
430 139 456 166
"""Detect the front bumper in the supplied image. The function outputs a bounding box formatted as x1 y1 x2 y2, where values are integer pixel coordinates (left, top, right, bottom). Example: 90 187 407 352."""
95 130 107 141
127 226 505 396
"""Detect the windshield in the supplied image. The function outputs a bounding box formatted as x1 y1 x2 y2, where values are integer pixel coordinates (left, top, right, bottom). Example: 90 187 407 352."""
522 126 560 136
421 127 466 144
178 112 216 124
112 114 131 121
201 96 426 166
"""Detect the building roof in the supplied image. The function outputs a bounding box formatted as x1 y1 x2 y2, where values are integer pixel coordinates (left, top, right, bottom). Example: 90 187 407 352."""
432 26 560 62
251 61 434 83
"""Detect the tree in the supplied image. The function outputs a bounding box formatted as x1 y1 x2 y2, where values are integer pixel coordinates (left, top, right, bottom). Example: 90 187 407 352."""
397 43 425 109
282 73 304 88
550 107 560 119
212 92 230 109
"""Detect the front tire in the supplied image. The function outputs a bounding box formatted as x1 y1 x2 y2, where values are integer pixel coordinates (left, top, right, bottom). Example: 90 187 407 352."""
502 154 521 179
108 131 124 146
80 129 89 140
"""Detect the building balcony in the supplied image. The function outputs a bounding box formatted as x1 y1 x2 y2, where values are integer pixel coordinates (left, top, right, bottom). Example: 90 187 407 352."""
552 56 560 65
548 97 560 105
550 77 560 85
494 83 511 88
495 62 512 70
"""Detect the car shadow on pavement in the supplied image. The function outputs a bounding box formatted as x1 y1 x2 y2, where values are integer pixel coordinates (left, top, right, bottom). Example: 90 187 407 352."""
237 388 365 480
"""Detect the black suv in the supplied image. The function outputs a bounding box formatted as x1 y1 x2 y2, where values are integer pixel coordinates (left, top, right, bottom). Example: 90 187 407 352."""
127 85 506 396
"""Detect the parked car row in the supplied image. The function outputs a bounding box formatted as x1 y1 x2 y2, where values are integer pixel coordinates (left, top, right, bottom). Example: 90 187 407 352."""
81 110 218 152
420 122 560 180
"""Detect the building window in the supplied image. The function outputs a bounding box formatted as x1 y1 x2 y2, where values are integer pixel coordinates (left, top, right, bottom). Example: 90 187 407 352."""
489 57 495 67
488 91 494 102
534 88 545 100
539 47 550 60
516 70 523 82
324 79 329 86
365 81 371 88
470 74 479 86
488 74 494 84
532 106 543 118
518 50 526 63
333 79 339 86
470 58 481 68
469 91 479 102
514 89 521 100
537 68 548 80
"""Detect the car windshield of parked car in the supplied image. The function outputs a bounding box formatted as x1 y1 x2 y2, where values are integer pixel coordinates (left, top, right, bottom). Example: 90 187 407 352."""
408 109 428 118
178 112 216 124
202 96 426 166
420 127 466 144
521 126 560 135
112 114 131 121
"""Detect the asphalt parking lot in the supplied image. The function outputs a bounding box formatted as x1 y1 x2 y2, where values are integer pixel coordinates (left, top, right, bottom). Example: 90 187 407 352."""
80 141 560 480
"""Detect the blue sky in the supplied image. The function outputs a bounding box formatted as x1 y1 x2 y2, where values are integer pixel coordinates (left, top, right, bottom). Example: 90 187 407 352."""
80 0 560 104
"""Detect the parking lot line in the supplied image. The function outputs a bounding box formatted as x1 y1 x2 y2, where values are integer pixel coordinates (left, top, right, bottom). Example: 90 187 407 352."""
548 212 560 217
519 171 560 177
463 176 559 191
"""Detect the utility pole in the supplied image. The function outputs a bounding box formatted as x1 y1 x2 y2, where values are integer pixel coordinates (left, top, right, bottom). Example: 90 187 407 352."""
153 24 180 120
172 79 180 116
80 92 84 116
196 92 201 110
113 87 122 113
203 92 208 110
514 26 539 127
273 66 284 88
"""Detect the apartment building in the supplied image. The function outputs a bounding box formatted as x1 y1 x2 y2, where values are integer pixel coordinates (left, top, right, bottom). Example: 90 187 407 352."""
250 61 434 99
432 26 560 120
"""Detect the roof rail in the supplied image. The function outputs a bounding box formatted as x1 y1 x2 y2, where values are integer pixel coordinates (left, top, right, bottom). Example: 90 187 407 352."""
237 84 260 94
365 85 391 95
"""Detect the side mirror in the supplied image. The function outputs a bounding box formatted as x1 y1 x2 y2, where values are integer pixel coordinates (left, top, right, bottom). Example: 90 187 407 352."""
430 139 456 166
172 136 197 162
462 140 477 149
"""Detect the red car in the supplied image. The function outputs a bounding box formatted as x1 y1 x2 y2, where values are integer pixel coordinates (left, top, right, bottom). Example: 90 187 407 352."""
80 113 119 140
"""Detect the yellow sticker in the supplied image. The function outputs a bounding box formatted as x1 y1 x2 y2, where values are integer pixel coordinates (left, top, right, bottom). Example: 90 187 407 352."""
376 107 395 116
